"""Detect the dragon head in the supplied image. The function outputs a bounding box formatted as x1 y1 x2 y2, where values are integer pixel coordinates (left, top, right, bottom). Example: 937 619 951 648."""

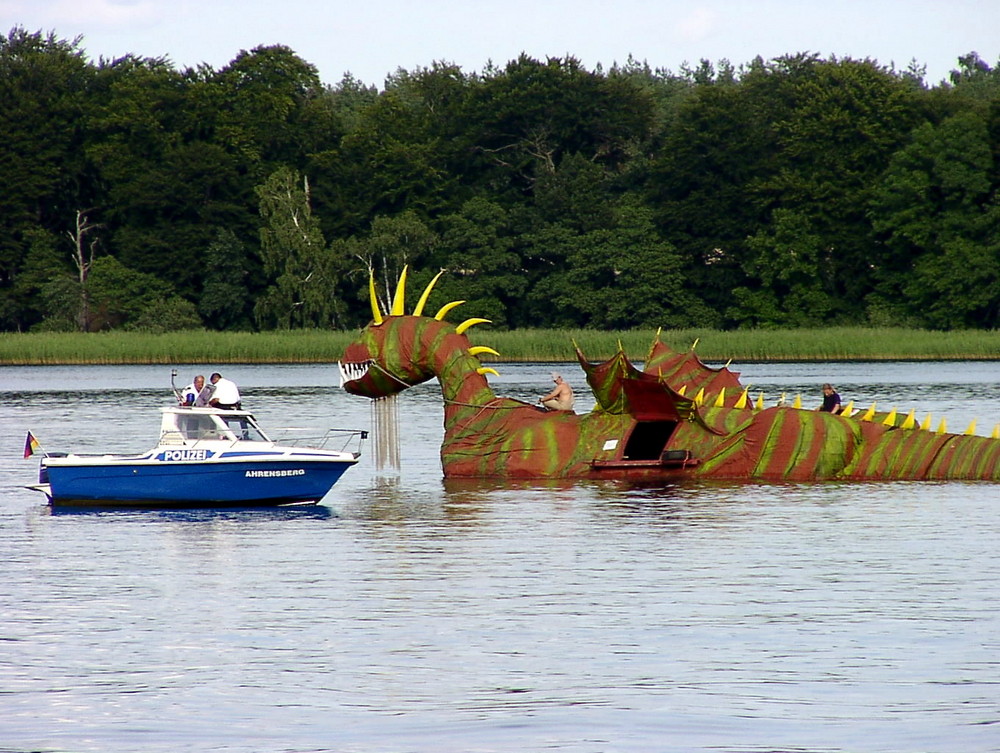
339 268 495 399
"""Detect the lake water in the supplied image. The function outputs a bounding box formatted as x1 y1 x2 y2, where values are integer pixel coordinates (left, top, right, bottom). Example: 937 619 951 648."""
1 361 999 752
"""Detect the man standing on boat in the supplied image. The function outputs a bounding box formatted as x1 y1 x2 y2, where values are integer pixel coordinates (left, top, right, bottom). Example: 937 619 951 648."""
208 372 241 410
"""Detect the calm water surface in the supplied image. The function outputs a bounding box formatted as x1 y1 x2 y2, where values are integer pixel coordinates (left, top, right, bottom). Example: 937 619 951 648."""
1 362 999 752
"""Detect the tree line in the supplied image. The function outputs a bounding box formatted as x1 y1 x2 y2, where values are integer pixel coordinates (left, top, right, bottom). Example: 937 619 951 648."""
2 27 999 333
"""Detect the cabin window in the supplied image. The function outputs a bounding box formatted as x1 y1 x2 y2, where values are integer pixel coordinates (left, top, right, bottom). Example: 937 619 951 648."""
178 415 219 440
623 421 678 460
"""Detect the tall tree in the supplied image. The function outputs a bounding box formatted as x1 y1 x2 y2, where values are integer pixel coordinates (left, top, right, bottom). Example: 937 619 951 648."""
255 167 346 328
0 28 93 322
870 111 1000 327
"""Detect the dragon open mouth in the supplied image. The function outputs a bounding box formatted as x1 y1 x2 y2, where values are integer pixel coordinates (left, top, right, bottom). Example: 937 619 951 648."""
338 360 372 388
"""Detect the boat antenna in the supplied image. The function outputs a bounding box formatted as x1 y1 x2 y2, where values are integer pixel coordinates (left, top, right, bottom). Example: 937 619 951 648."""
169 369 183 402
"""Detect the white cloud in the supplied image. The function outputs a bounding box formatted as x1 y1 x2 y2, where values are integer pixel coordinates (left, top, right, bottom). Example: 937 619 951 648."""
676 7 719 42
2 0 165 29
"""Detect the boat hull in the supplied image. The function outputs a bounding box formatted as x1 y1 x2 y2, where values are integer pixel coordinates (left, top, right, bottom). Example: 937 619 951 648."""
42 458 356 507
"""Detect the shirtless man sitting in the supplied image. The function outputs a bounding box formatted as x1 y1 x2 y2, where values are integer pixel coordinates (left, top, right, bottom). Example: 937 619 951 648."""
539 373 575 412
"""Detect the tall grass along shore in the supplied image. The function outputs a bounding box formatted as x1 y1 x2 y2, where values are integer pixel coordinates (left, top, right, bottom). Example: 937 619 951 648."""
2 328 1000 366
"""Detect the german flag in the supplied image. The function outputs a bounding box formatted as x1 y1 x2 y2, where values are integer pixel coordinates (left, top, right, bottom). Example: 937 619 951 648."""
23 431 40 459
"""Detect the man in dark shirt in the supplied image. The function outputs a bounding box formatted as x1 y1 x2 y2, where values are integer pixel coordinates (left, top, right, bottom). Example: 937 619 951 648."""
818 383 842 414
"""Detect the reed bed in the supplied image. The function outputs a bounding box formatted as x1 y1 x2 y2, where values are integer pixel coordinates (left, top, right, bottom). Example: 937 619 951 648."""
1 327 999 365
476 327 1000 363
0 330 355 365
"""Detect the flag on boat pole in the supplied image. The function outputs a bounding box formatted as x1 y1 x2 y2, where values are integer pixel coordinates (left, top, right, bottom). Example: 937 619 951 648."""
23 431 42 458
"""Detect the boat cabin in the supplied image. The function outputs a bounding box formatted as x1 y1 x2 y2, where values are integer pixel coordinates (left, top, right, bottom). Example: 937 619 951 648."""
158 406 271 446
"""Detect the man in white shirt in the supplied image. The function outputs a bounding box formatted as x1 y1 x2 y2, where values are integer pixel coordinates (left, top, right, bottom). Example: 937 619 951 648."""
180 374 206 406
208 372 241 410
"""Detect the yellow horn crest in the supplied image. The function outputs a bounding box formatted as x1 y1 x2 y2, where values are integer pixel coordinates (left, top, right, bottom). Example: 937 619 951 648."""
413 270 444 317
476 367 499 378
456 318 490 335
390 265 408 316
368 271 384 325
434 300 465 321
469 346 500 358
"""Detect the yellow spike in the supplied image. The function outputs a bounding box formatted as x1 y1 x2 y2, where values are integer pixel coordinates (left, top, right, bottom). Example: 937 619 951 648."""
792 394 802 409
412 270 444 316
861 403 876 421
476 367 499 378
368 271 384 325
723 358 732 368
434 299 465 321
691 337 700 350
992 423 1000 439
882 408 898 427
713 388 726 408
964 419 977 436
920 413 932 431
734 388 749 410
900 409 916 430
455 317 491 335
841 400 854 417
389 265 408 316
936 417 947 435
755 392 764 411
694 387 705 406
618 339 624 353
676 385 687 396
469 346 500 359
777 392 787 407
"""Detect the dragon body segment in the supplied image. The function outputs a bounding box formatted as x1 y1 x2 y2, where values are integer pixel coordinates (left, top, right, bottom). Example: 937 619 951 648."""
340 273 1000 482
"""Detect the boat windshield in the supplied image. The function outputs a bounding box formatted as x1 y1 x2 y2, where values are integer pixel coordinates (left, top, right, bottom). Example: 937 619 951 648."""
219 415 268 442
171 413 269 443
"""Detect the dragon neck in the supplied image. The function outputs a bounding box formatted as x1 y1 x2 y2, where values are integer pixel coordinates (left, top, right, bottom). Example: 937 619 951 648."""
385 316 497 410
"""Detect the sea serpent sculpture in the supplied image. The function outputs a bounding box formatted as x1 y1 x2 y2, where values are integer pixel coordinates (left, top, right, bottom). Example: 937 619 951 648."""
339 269 1000 481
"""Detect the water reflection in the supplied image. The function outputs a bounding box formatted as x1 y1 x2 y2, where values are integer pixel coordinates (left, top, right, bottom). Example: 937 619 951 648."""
45 503 335 521
3 363 1000 753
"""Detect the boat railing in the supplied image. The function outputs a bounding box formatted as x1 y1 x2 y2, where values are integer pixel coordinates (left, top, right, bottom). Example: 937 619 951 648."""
272 428 369 454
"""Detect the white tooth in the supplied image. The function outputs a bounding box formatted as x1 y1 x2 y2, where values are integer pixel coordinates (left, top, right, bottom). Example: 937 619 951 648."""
338 360 371 388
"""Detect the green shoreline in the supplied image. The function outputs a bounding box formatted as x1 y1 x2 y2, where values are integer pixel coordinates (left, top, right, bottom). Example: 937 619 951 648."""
3 327 1000 365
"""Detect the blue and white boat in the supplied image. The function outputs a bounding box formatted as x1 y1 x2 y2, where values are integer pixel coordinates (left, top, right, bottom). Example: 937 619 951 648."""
30 405 367 508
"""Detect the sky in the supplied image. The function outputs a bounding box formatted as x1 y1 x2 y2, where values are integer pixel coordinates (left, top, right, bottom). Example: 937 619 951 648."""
3 0 999 88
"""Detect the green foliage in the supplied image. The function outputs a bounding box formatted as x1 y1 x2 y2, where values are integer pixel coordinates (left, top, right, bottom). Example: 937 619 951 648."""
870 111 999 327
37 255 192 332
255 167 347 328
198 228 253 330
3 30 1000 334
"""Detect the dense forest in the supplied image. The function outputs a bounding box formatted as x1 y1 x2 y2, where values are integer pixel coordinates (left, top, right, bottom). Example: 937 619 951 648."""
2 27 1000 333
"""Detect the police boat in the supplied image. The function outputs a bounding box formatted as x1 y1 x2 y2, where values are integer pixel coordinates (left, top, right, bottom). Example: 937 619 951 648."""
29 405 367 508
